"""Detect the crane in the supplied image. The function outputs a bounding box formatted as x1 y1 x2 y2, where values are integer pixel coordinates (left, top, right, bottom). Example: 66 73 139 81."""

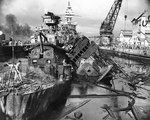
100 0 123 45
131 10 147 25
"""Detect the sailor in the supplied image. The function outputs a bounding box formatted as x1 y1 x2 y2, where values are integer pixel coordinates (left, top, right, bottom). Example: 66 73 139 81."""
6 60 22 82
18 40 23 46
31 36 36 44
0 31 5 45
9 37 13 46
44 59 52 74
63 59 71 81
57 59 66 82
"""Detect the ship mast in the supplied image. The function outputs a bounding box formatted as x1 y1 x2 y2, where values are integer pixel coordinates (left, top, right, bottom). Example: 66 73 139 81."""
65 1 74 24
11 24 15 64
59 1 77 46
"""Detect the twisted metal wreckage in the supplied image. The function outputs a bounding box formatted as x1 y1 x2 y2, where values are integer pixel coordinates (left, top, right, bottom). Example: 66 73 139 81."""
51 33 147 120
0 11 149 119
0 29 148 120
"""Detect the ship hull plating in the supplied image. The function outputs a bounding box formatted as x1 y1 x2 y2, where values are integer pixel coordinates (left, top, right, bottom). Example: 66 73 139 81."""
0 81 71 120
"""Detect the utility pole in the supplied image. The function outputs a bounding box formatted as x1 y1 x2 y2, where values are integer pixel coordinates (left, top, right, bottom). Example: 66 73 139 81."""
124 15 127 30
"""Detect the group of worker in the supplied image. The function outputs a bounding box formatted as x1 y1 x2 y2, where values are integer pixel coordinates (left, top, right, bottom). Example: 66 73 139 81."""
8 40 23 46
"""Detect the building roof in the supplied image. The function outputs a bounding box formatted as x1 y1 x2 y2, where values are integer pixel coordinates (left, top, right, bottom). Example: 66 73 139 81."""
145 30 150 34
120 30 133 37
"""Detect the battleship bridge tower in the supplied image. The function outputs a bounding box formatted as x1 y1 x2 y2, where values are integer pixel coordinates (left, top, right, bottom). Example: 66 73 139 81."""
63 1 77 30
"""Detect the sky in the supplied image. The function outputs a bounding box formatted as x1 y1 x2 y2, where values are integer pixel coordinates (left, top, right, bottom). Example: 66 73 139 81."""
0 0 150 36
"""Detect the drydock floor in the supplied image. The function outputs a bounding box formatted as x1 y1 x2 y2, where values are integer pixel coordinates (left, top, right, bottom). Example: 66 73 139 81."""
1 56 150 120
59 56 150 120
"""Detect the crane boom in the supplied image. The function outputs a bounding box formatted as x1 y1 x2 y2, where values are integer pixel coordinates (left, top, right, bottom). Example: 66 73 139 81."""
100 0 123 37
131 10 147 25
